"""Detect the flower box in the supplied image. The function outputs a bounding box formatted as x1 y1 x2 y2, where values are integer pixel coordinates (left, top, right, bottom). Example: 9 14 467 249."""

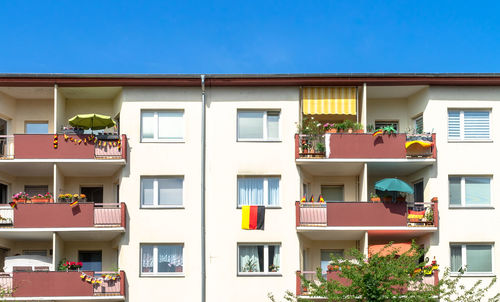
30 198 53 203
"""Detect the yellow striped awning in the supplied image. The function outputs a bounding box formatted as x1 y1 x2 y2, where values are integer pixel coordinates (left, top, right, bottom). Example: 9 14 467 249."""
303 87 357 115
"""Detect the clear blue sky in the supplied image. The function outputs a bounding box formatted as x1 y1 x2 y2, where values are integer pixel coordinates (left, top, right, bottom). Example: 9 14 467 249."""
0 0 498 74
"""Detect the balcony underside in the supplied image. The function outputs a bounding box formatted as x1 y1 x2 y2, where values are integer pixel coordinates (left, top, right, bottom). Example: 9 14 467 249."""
2 296 125 301
0 160 124 177
0 228 124 241
297 227 436 241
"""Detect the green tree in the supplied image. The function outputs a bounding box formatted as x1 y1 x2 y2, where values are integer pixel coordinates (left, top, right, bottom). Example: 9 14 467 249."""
269 242 500 302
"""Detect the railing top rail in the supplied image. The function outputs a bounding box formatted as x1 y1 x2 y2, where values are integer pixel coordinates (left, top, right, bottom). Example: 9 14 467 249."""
0 135 14 138
93 203 121 208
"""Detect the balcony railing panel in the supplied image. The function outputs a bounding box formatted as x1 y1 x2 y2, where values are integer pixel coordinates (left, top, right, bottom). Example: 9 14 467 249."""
0 206 14 225
0 135 14 159
296 199 438 228
94 204 122 226
0 274 13 296
93 272 122 295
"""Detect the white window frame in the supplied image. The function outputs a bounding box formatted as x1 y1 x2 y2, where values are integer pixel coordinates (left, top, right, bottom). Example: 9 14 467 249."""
448 109 491 142
140 244 184 277
140 176 184 208
374 120 399 132
141 110 184 143
450 243 494 276
237 176 280 208
449 176 492 208
237 110 281 142
413 114 423 134
237 243 281 276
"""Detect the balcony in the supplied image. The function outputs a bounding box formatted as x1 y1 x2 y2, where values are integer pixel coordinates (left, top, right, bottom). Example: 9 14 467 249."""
0 202 125 229
0 134 127 161
296 200 438 230
295 133 436 160
0 271 125 300
296 270 438 297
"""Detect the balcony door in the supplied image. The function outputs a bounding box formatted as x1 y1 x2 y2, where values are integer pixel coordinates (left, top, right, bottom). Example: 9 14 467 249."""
81 186 103 203
321 185 344 202
0 118 6 157
320 249 344 273
78 250 102 272
0 183 7 204
414 181 424 202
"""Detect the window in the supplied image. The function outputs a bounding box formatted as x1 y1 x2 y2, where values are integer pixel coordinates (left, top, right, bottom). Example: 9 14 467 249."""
141 111 184 142
321 185 344 202
321 249 344 273
414 115 423 134
448 110 490 141
238 244 280 274
237 176 279 207
450 244 493 274
141 177 183 207
25 122 48 134
23 250 47 257
237 110 280 141
24 185 49 197
141 244 183 275
375 121 398 132
449 176 491 207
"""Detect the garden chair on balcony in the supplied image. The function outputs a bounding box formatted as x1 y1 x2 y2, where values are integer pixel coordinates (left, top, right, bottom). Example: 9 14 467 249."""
12 266 32 272
34 266 49 271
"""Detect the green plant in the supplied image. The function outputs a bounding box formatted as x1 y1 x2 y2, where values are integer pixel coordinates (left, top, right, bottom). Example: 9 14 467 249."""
336 122 346 131
366 124 375 133
382 125 397 134
353 122 363 131
370 192 379 199
316 142 325 153
243 258 258 272
343 119 355 130
298 117 324 135
425 208 434 222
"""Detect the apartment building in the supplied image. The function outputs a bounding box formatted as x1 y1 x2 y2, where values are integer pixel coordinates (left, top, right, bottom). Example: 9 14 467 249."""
0 74 497 301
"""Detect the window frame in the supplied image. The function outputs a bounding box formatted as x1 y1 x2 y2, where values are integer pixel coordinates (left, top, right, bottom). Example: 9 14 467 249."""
140 110 184 143
450 243 494 276
25 121 49 134
140 176 184 208
413 114 423 134
236 110 281 142
447 109 491 142
237 243 281 276
448 176 492 208
374 120 399 132
140 243 184 277
237 176 281 208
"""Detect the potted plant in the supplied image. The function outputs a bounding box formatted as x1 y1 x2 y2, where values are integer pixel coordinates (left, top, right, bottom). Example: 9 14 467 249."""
269 264 279 272
343 120 355 133
243 258 258 272
324 123 337 133
58 193 73 203
12 192 29 203
353 122 364 133
370 192 381 202
58 259 83 271
336 122 346 133
424 207 434 223
327 263 340 272
366 124 375 133
30 193 53 203
316 142 326 155
382 125 397 135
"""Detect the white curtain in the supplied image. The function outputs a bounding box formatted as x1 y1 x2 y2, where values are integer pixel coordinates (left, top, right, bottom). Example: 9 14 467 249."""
158 178 183 206
448 177 462 205
239 246 260 272
238 178 264 206
465 177 490 205
141 245 154 272
272 245 280 269
142 112 155 139
158 111 183 139
267 112 280 139
141 178 154 206
450 245 462 272
238 112 264 139
467 245 492 272
268 178 280 206
158 245 183 272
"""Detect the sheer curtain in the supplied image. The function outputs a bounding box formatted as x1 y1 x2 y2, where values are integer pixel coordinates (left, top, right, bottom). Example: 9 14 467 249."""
268 178 279 206
450 245 462 272
238 178 264 206
141 245 154 273
238 112 264 139
141 178 154 206
239 246 260 272
141 112 155 139
158 178 183 206
158 111 183 139
467 245 492 272
271 245 280 269
449 177 462 205
465 177 490 205
158 245 183 273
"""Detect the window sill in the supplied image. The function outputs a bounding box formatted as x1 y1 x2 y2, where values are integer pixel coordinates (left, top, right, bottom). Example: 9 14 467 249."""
140 273 185 278
141 139 185 143
449 206 494 209
448 140 493 143
238 272 282 277
237 139 282 143
141 205 185 209
451 273 495 278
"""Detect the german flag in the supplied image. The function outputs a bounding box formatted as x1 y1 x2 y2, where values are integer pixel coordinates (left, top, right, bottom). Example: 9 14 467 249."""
308 194 314 203
372 129 383 137
300 195 306 203
318 194 325 203
241 206 265 230
70 200 78 207
9 201 16 208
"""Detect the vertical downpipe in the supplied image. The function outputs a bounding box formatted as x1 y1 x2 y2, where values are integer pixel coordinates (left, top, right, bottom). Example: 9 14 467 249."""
200 75 207 302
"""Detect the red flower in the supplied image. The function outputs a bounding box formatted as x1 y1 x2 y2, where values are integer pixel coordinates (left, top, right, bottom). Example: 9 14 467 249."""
77 262 83 266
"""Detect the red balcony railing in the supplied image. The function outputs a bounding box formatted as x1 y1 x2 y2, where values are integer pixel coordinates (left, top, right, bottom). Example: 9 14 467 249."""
295 133 436 159
0 271 125 298
296 199 438 228
10 134 127 160
296 270 438 296
0 202 126 229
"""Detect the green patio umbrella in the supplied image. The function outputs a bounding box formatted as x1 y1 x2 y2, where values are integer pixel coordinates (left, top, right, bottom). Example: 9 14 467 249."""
68 114 116 130
374 178 414 194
